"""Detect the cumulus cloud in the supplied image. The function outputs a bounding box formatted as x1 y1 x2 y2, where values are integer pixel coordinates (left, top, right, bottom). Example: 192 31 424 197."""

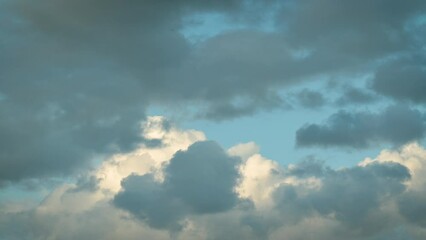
2 121 426 240
296 105 426 148
114 141 241 231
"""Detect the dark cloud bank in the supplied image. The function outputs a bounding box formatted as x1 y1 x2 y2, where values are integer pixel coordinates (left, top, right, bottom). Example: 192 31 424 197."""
1 0 426 183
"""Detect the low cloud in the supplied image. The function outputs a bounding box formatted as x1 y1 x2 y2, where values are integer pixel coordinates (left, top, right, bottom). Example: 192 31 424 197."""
2 121 426 240
296 105 426 148
113 141 241 231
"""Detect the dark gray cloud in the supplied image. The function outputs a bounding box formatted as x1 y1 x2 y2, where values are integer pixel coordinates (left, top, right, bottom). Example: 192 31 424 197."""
278 0 426 60
1 0 425 187
114 174 186 231
113 141 241 231
164 141 240 213
0 0 303 183
398 191 426 227
296 105 426 148
372 60 426 103
308 163 409 226
0 0 266 183
274 161 410 234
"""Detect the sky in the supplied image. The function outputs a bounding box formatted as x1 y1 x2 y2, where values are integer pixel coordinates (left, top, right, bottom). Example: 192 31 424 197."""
1 0 426 239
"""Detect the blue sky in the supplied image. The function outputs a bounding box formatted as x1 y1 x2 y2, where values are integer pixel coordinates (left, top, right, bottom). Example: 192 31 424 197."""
1 1 426 239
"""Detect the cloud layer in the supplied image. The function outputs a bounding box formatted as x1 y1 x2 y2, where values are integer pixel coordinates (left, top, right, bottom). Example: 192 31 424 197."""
2 0 426 183
2 119 426 239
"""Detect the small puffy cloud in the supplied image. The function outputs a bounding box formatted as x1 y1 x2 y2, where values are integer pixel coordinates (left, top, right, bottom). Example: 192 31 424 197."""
296 105 426 148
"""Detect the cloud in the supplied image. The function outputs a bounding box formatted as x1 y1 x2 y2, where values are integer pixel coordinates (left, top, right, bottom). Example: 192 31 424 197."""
398 191 426 227
298 162 408 224
371 60 426 103
362 143 426 229
1 0 426 184
1 0 426 237
335 86 378 106
294 89 326 109
0 0 256 183
278 0 426 60
296 105 426 148
271 161 410 236
1 120 426 239
114 174 186 231
94 116 206 193
113 141 241 231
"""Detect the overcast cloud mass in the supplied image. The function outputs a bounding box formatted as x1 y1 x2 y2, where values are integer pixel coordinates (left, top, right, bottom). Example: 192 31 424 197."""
1 0 426 239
